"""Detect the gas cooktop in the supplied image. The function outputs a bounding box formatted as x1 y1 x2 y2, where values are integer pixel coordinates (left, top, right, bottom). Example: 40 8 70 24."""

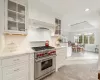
32 46 55 51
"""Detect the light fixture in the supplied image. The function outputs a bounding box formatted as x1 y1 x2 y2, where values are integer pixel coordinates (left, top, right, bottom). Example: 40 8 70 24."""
85 8 89 12
68 24 70 26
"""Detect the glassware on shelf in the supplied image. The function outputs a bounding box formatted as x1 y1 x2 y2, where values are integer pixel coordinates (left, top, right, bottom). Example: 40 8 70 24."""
18 23 25 31
8 11 16 21
18 4 25 14
18 14 25 23
8 0 17 11
8 21 17 30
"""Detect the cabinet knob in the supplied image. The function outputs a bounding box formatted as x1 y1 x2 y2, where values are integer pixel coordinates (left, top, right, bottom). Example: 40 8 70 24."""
14 69 19 72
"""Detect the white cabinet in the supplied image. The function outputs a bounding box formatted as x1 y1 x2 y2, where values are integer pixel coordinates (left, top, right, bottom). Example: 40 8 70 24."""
0 67 2 80
0 60 1 66
67 47 72 57
3 64 28 80
0 54 29 80
4 0 28 34
29 54 34 80
56 47 67 71
2 54 28 67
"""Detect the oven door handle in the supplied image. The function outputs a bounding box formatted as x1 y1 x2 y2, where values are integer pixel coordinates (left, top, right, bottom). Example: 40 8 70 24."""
35 55 56 62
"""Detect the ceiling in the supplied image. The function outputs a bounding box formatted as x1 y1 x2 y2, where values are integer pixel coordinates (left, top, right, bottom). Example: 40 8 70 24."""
39 0 100 33
40 0 100 15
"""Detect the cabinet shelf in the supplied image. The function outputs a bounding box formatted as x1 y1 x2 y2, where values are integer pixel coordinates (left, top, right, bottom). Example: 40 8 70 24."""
8 20 17 23
17 12 25 16
8 20 25 24
8 9 16 13
17 21 25 24
8 9 25 16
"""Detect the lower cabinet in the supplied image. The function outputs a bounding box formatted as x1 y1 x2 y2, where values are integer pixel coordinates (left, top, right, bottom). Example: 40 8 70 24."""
0 54 29 80
56 47 67 71
3 64 28 80
0 67 2 80
29 54 34 80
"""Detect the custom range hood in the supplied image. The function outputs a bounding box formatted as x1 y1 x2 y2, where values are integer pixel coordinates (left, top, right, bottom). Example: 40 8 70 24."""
29 19 55 31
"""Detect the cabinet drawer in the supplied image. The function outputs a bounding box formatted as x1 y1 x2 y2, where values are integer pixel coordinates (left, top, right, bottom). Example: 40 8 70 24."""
0 60 1 66
3 64 28 80
3 71 28 80
57 48 67 56
3 64 28 75
2 54 29 67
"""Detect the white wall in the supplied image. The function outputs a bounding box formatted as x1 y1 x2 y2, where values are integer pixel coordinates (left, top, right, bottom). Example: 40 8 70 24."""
0 0 4 36
28 0 62 24
27 29 51 41
0 0 4 51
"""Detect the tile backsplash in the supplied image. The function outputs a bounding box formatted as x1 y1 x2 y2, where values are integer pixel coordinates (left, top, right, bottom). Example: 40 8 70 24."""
0 28 54 52
4 35 26 47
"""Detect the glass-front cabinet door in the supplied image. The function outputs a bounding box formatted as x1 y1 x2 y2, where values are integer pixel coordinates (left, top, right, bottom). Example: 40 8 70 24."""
55 18 61 35
5 0 27 34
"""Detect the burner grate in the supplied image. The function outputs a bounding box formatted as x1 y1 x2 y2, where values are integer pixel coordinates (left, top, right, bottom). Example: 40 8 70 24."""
32 46 54 51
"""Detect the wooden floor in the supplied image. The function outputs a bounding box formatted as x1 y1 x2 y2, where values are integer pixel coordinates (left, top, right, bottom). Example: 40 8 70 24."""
43 52 98 80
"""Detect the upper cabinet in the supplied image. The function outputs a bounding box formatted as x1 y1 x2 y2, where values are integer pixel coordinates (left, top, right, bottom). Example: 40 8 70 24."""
4 0 28 34
55 18 61 35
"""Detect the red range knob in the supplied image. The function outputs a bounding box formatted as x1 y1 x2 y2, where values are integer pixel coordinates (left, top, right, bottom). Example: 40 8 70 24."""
48 52 52 55
37 54 40 57
37 53 44 57
52 50 55 53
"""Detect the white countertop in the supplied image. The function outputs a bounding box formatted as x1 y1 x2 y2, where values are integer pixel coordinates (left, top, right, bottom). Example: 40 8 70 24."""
55 46 67 49
0 46 67 59
0 48 34 59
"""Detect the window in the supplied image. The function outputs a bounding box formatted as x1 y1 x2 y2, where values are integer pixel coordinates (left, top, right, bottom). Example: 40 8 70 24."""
89 34 95 44
79 35 83 44
74 33 95 44
84 35 88 44
74 36 78 43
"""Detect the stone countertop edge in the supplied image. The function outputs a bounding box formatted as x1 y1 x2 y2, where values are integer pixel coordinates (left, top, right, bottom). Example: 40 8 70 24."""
55 46 67 49
0 50 34 59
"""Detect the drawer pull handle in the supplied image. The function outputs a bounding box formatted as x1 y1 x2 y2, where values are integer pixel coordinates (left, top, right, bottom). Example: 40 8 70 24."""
14 69 19 72
13 59 20 61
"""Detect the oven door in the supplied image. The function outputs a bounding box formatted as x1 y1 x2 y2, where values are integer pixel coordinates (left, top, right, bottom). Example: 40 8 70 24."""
34 56 56 79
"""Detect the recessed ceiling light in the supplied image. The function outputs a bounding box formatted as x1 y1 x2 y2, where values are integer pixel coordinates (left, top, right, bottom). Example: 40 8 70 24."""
68 24 70 26
85 8 89 12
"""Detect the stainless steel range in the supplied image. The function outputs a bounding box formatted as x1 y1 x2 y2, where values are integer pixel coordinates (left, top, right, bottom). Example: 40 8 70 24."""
32 46 56 80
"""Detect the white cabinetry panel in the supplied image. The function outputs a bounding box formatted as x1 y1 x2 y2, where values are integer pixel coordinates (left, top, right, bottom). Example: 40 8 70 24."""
56 47 67 71
29 54 34 80
0 54 29 80
0 60 1 66
2 55 28 67
0 68 2 80
3 64 28 80
3 64 28 75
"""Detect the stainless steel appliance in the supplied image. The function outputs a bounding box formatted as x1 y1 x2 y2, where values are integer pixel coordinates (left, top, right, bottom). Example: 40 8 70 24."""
32 46 56 80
